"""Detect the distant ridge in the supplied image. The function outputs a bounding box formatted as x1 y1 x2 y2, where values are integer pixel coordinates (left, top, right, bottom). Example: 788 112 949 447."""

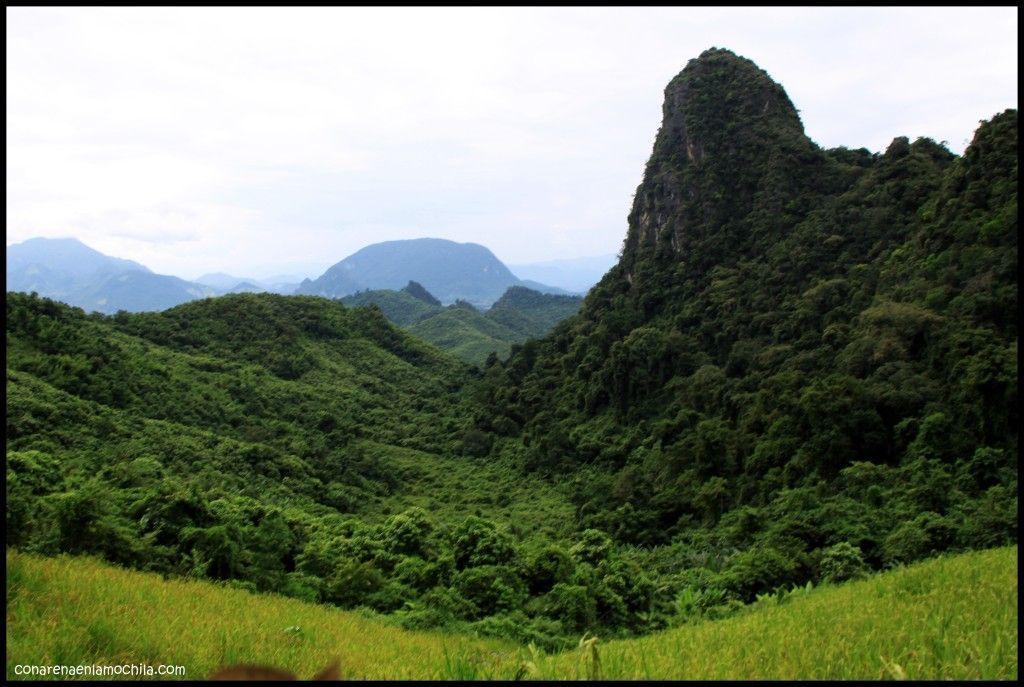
342 283 582 364
296 238 564 308
6 237 216 313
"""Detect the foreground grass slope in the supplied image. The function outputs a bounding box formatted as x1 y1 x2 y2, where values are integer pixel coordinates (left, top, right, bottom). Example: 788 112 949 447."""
6 547 1016 680
6 550 518 681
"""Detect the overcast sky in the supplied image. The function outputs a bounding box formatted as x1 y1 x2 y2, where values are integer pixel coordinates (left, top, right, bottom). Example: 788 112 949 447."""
6 7 1018 280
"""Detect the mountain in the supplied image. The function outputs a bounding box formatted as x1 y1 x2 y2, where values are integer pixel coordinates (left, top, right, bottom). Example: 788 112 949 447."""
6 237 218 313
6 237 150 297
509 254 618 294
4 47 1017 661
341 282 445 326
477 48 1017 560
341 282 583 365
295 238 563 308
7 237 150 278
484 286 584 340
73 271 219 313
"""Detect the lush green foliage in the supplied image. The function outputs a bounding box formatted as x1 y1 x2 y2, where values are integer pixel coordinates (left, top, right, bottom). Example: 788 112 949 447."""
5 293 660 649
473 49 1017 603
4 48 1017 660
342 284 582 365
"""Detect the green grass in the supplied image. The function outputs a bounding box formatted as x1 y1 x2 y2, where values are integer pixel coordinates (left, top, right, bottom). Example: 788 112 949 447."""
5 550 517 681
527 546 1019 680
6 547 1017 680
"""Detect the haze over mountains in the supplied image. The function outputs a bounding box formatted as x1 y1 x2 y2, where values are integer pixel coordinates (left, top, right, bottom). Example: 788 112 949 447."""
7 236 600 317
295 238 570 308
508 254 618 294
6 237 218 314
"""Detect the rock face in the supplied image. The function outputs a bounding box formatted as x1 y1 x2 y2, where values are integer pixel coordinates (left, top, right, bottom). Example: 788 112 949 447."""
620 48 824 285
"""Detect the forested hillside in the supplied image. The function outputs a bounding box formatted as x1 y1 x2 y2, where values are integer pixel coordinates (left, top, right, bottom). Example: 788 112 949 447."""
5 47 1017 657
473 48 1016 584
342 283 583 365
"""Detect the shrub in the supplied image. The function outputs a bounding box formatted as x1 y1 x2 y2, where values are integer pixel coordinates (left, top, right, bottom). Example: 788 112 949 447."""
818 542 868 583
324 560 384 607
569 529 614 566
450 517 518 570
452 565 527 619
722 546 798 601
524 545 575 595
545 583 597 632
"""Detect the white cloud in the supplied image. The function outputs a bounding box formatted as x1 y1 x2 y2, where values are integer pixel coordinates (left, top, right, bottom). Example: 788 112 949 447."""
6 7 1018 276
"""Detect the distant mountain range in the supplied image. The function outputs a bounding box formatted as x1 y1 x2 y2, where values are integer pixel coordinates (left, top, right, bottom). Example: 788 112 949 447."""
295 238 568 308
341 281 582 365
6 238 218 314
7 236 595 320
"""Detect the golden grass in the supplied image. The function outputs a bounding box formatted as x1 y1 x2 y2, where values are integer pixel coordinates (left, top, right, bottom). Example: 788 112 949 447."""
6 551 515 680
527 546 1018 680
6 546 1017 681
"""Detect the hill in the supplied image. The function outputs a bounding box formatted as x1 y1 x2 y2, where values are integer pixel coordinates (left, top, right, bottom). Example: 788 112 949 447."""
6 546 1016 680
4 47 1017 666
406 301 521 365
485 286 584 340
295 238 562 308
341 282 445 326
6 291 587 648
474 49 1017 576
341 283 583 365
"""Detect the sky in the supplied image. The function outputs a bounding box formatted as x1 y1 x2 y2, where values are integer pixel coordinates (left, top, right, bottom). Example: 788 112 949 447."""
6 7 1018 280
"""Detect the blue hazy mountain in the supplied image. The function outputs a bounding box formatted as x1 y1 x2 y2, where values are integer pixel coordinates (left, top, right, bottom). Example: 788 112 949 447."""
6 237 216 314
7 237 150 296
295 238 563 308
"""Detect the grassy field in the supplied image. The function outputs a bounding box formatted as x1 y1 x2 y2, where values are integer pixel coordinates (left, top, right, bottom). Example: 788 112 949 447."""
6 546 1017 680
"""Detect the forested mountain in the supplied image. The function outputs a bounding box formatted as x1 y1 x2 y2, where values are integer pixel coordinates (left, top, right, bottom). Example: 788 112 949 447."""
5 47 1017 655
474 48 1016 572
295 238 564 308
6 237 218 314
341 282 583 364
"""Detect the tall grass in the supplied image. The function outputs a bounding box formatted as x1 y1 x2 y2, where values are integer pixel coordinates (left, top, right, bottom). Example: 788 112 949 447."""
6 547 1017 680
526 546 1018 680
5 551 516 681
